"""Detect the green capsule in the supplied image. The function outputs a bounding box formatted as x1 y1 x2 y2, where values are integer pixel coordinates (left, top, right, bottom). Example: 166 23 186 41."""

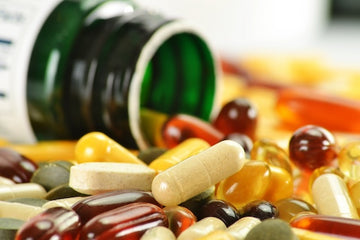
245 219 298 240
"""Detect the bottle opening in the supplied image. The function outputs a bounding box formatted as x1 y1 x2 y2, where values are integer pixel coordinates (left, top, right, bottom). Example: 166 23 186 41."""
129 21 219 149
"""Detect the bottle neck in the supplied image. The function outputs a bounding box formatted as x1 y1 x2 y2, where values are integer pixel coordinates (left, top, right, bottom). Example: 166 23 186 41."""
64 5 218 149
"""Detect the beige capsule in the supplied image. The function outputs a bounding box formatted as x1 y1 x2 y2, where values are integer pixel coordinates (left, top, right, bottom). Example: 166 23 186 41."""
312 173 359 219
0 183 46 200
227 217 261 240
152 140 245 206
177 217 227 240
0 201 44 220
140 226 176 240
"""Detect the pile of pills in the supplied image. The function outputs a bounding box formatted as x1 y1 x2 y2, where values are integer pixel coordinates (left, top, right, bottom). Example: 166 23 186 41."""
2 56 360 240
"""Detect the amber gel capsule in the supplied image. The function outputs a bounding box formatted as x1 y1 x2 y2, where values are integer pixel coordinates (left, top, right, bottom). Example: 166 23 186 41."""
152 140 245 206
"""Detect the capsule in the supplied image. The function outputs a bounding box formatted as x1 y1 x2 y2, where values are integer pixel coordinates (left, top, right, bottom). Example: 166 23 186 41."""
15 207 81 240
0 148 38 183
177 217 227 240
72 189 161 225
78 202 168 240
75 132 145 165
140 226 176 240
0 201 44 221
164 206 197 237
0 183 46 200
69 162 156 195
197 230 235 240
290 214 360 239
275 87 360 133
149 138 210 172
152 140 245 206
292 228 344 240
162 114 225 148
227 217 261 240
311 173 359 219
216 160 271 209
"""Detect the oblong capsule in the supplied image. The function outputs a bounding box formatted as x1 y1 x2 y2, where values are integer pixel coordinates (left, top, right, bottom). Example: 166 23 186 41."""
177 217 227 240
78 202 168 240
290 214 360 239
0 183 46 200
152 140 245 206
140 226 176 240
149 138 210 172
15 207 81 240
311 173 359 219
72 189 161 225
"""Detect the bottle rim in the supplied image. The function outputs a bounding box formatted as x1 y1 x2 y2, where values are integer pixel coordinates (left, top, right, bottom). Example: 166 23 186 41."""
129 20 221 150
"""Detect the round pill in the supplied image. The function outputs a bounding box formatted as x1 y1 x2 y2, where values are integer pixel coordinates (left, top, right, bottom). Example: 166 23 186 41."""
152 140 245 206
244 219 298 240
69 162 156 195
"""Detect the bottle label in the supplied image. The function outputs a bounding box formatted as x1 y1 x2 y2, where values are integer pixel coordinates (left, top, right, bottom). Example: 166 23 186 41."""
0 0 61 143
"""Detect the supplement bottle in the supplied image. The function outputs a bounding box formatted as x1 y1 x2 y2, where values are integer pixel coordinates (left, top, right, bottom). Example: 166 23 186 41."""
0 0 219 149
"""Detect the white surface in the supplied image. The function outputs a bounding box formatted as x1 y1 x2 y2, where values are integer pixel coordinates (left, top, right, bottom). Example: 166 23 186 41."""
136 0 360 68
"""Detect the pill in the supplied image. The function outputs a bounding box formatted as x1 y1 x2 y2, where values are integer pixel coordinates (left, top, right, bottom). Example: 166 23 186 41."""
0 177 15 185
140 226 176 240
30 160 73 191
177 217 227 240
75 132 145 165
152 140 245 206
0 183 46 200
227 217 261 240
164 206 197 237
0 201 44 220
72 189 161 225
15 207 81 240
244 218 298 240
69 162 156 195
0 218 25 240
311 173 359 218
149 138 210 172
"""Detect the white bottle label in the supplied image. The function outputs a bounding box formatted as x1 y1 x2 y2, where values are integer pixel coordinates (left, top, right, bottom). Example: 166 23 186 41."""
0 0 61 143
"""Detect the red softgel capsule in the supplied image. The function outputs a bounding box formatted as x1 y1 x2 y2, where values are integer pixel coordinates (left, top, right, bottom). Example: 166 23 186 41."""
213 98 258 141
288 125 338 171
72 189 161 225
0 147 38 183
78 202 168 240
15 207 81 240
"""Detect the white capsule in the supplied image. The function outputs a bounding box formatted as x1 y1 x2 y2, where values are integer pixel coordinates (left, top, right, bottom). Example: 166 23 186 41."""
152 140 245 206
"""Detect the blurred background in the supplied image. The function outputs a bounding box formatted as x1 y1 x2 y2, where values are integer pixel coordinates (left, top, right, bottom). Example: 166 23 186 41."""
136 0 360 69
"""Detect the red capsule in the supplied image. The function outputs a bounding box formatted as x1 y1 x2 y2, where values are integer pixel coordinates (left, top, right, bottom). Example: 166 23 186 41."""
162 114 224 148
72 189 161 225
164 206 197 237
290 214 360 239
288 125 338 171
213 98 258 140
15 207 81 240
78 202 168 240
0 147 38 183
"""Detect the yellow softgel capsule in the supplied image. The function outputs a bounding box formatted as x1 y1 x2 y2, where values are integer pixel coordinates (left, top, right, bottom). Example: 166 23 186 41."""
152 140 245 206
75 132 145 165
263 165 293 203
216 160 271 209
311 173 359 219
149 138 210 172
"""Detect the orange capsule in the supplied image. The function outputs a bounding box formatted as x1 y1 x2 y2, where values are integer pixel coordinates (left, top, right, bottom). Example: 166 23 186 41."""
216 160 271 209
275 87 360 133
